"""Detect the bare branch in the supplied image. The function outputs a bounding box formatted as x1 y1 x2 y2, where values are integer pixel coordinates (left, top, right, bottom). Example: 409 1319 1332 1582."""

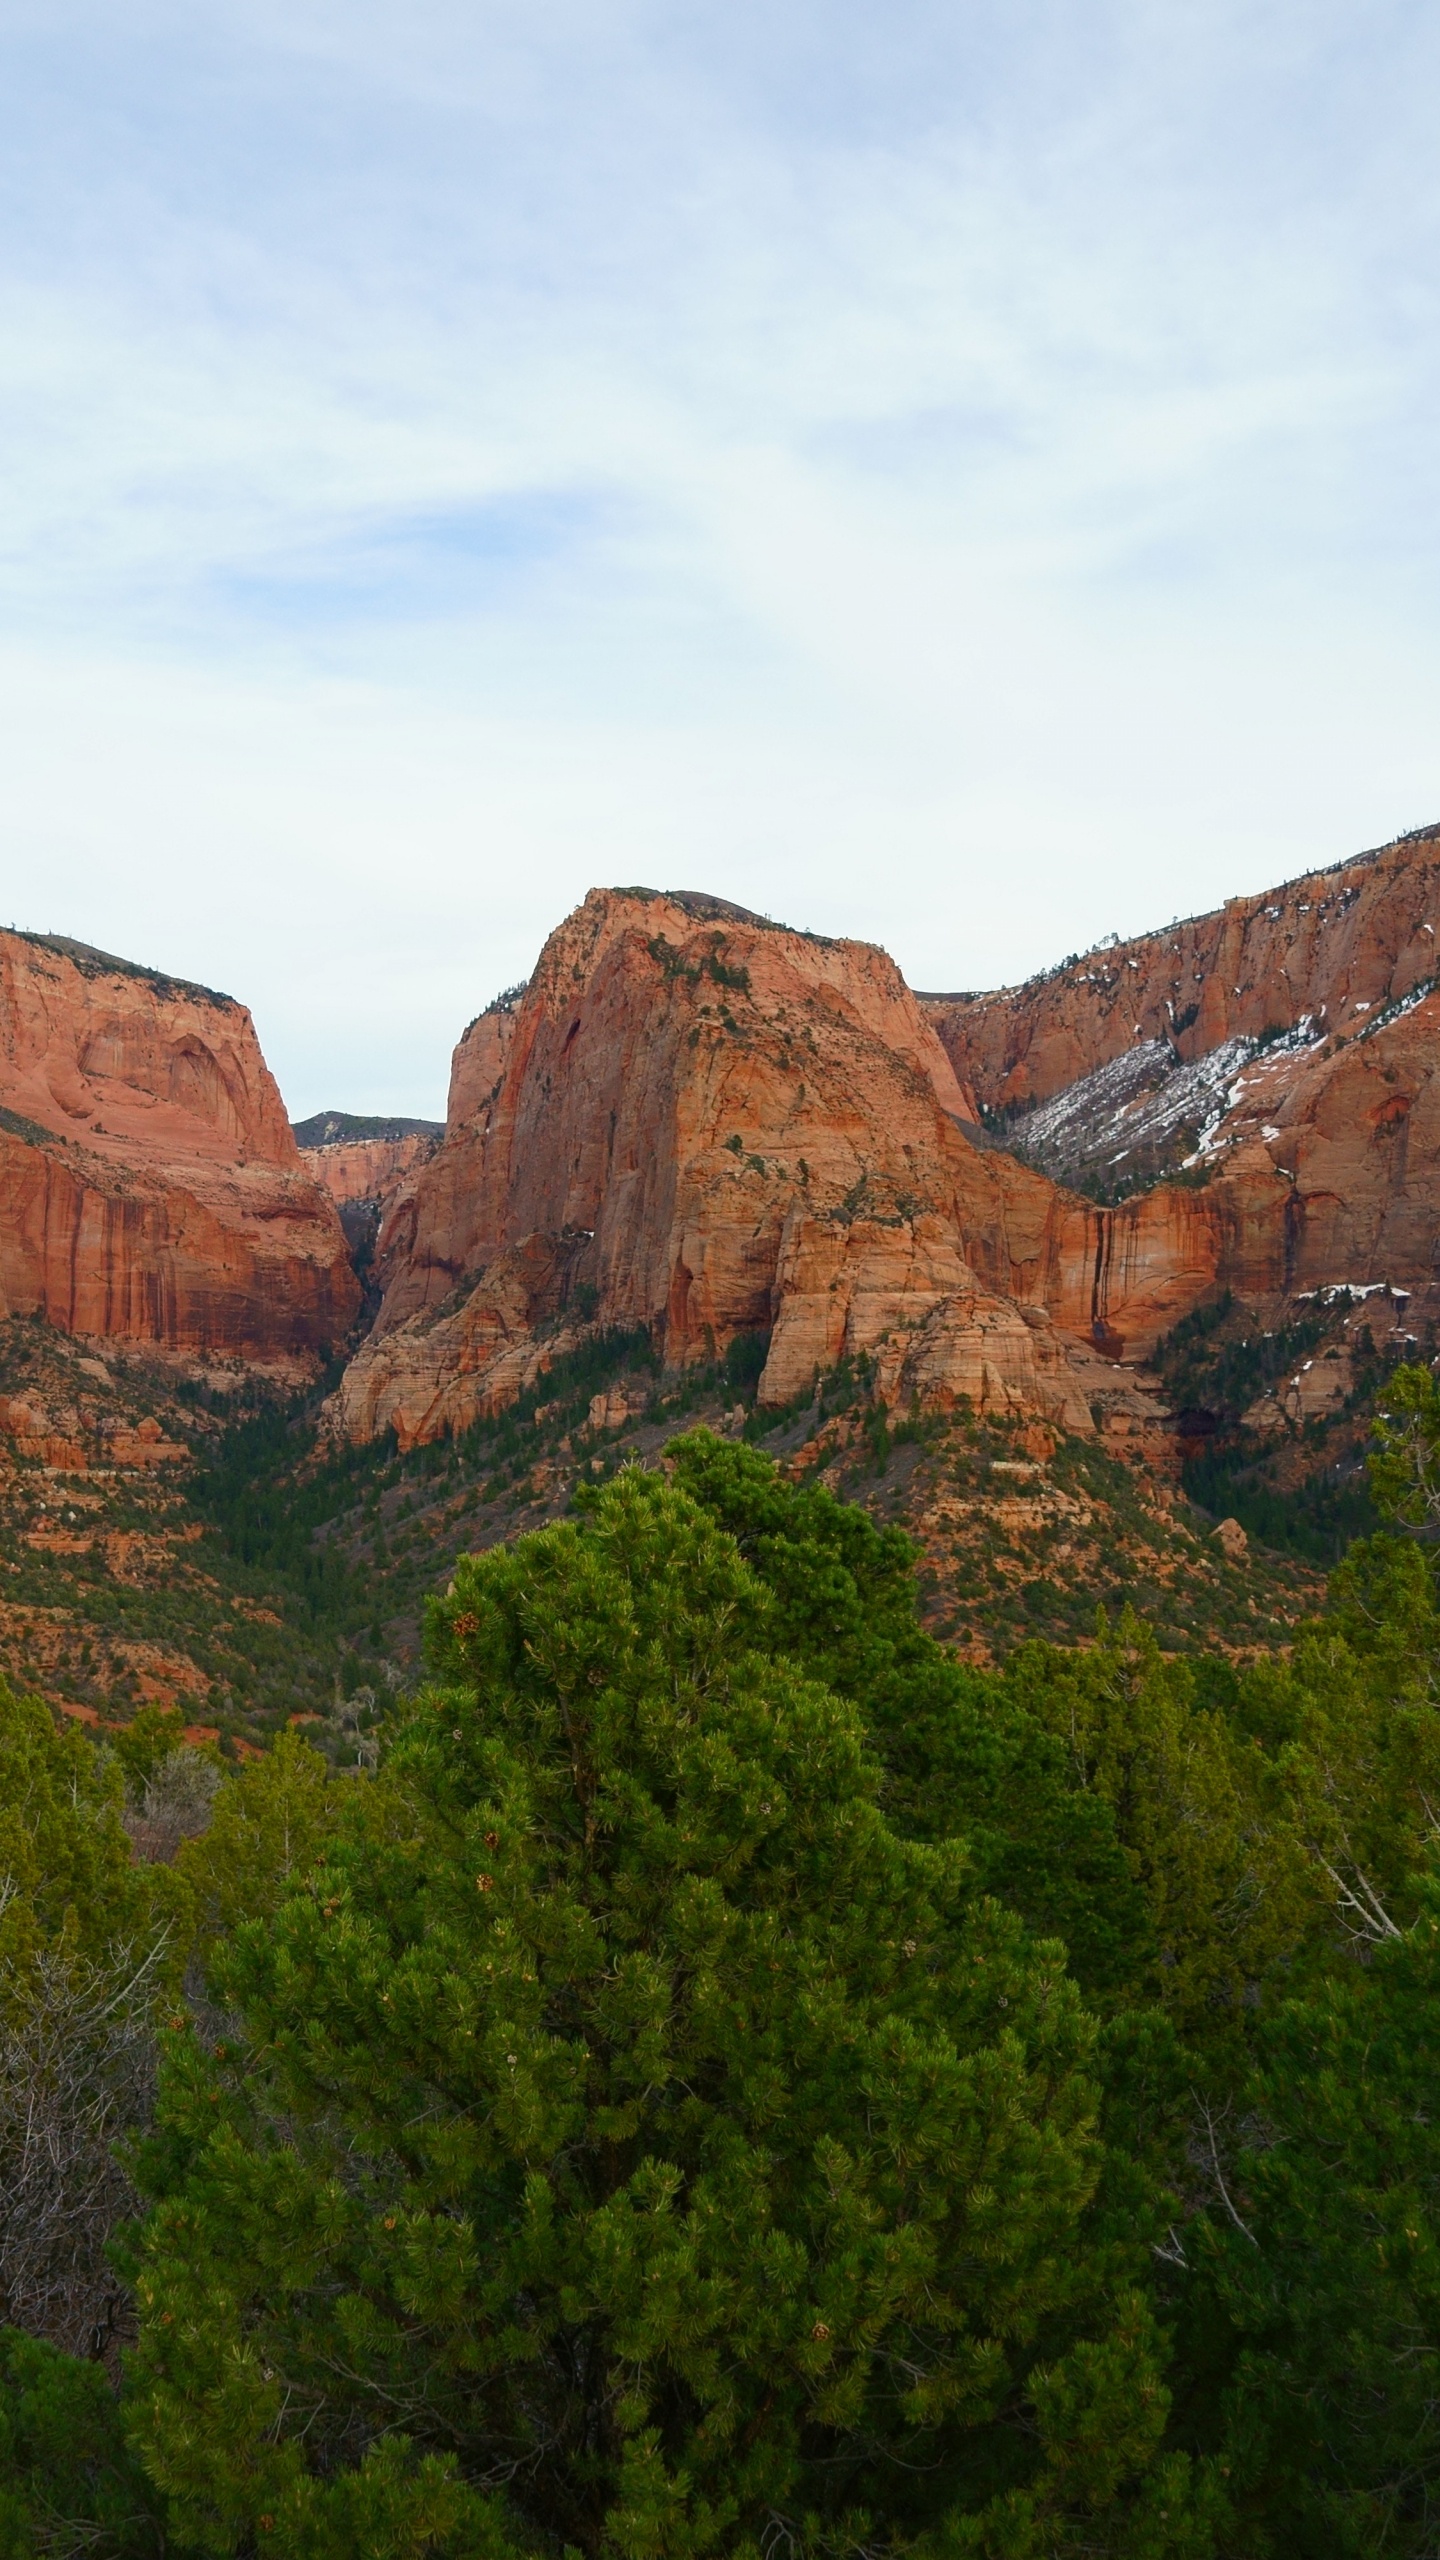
1197 2099 1258 2247
1315 1854 1403 1945
0 1941 161 2356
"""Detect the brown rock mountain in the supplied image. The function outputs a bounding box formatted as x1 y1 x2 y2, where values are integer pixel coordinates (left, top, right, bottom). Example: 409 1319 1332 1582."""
332 888 1162 1449
0 932 358 1360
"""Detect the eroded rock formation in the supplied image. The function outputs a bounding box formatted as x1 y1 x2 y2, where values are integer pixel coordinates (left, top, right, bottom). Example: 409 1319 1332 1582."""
332 889 1111 1446
332 829 1440 1447
0 932 358 1359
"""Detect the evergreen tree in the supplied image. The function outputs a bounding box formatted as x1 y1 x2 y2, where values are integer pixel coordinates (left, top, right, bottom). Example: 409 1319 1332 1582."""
0 1681 173 2553
1001 1617 1317 2067
1186 1871 1440 2556
125 1471 1207 2558
665 1435 1154 2006
0 2329 161 2559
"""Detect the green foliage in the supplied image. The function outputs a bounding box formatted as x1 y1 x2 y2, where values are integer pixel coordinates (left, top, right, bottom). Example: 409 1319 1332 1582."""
666 1436 1154 2006
0 1106 59 1152
0 1680 147 1983
720 1329 770 1398
0 2329 162 2558
1178 1455 1377 1565
1001 1616 1317 2062
1369 1357 1440 1526
1188 1875 1440 2557
109 1705 190 1798
171 1728 339 1962
126 1471 1200 2557
186 1398 366 1631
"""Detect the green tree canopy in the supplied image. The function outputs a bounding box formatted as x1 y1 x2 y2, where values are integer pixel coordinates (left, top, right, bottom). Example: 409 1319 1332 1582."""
1187 1870 1440 2557
665 1435 1154 2006
126 1470 1205 2558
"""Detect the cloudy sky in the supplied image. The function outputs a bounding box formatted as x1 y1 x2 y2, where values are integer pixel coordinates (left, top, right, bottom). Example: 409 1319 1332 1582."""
3 0 1438 1116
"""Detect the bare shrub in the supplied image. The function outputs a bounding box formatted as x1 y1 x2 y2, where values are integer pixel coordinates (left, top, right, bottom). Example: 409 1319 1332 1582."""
122 1747 223 1864
0 1939 163 2358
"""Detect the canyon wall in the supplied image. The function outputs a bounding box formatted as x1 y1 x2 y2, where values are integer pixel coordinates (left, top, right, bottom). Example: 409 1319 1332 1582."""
0 932 359 1360
446 990 525 1130
335 834 1440 1443
299 1131 440 1212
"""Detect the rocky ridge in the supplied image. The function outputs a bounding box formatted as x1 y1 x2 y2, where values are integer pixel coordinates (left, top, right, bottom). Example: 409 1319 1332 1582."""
921 825 1440 1351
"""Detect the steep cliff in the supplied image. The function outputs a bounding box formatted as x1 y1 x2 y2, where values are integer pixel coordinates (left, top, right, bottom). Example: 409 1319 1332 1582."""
335 830 1440 1443
333 889 1113 1447
293 1115 443 1290
0 932 359 1359
446 988 526 1130
297 1129 441 1213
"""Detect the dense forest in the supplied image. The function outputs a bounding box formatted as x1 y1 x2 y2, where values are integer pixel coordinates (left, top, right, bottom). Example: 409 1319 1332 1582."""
5 1368 1440 2558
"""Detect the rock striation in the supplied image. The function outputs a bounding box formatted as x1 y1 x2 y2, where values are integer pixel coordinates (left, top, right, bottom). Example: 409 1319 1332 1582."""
0 932 359 1359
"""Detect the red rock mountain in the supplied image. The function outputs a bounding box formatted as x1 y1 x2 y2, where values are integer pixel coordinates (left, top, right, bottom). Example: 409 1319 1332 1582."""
0 932 358 1359
299 1130 440 1215
924 823 1440 1345
19 822 1434 1432
333 890 1162 1450
926 821 1440 1105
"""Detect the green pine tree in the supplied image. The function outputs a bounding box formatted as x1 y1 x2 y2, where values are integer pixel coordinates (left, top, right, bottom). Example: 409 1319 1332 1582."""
124 1470 1207 2558
1187 1870 1440 2556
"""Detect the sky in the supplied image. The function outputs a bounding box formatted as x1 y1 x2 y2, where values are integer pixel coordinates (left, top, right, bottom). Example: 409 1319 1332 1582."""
2 0 1438 1118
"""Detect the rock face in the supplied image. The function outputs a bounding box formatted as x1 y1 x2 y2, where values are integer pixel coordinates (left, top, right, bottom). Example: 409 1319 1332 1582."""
925 822 1440 1111
0 932 359 1359
333 889 1107 1447
446 990 526 1131
293 1114 444 1287
923 825 1440 1354
299 1131 441 1214
332 827 1440 1446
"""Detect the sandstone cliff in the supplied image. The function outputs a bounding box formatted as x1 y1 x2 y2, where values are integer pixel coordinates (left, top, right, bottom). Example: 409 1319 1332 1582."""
446 988 526 1130
333 889 1117 1447
334 830 1440 1444
0 932 359 1359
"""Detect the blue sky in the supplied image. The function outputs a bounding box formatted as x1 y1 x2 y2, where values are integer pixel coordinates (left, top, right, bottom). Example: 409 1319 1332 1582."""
3 0 1438 1115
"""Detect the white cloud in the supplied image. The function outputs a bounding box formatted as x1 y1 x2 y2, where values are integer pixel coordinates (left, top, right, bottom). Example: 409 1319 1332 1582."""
2 0 1438 1112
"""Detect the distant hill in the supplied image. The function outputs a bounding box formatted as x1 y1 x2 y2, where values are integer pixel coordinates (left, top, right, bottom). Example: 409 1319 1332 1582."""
293 1111 444 1149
